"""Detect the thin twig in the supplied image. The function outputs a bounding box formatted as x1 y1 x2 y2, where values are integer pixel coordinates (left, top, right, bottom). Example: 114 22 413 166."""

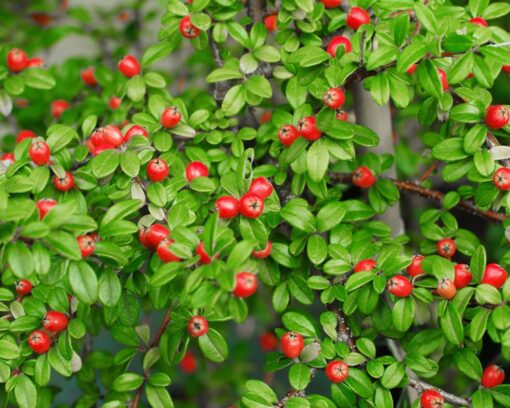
418 161 439 183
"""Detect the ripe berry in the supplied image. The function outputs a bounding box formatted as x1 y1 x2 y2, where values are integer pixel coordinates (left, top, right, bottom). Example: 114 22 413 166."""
407 255 425 277
321 0 342 8
336 110 348 121
147 158 169 182
239 194 264 218
124 125 148 141
278 124 299 147
215 196 240 219
161 106 182 128
26 57 44 68
420 390 444 408
264 14 277 32
51 100 70 119
29 140 51 166
36 198 57 219
407 63 418 75
15 279 33 296
323 88 345 110
118 55 141 78
281 332 304 359
6 48 28 72
503 65 510 74
81 67 97 86
101 125 124 147
53 172 74 192
139 224 170 251
481 365 505 388
297 116 321 141
179 16 200 39
387 275 413 297
482 263 508 288
17 130 36 143
469 17 488 27
436 278 457 300
77 234 96 258
352 166 376 188
454 264 473 288
252 241 272 259
346 7 371 30
109 96 122 110
438 68 448 91
157 238 181 263
186 161 209 182
493 168 510 191
187 315 208 337
43 311 69 332
486 105 510 129
197 241 217 264
260 111 272 123
180 351 197 373
28 330 51 354
2 153 14 165
437 238 456 258
248 177 273 199
259 332 279 351
353 259 376 273
327 36 352 58
233 272 258 298
325 360 349 383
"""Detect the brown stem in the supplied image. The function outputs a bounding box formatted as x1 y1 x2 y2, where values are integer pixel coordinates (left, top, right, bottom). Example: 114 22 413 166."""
418 161 439 183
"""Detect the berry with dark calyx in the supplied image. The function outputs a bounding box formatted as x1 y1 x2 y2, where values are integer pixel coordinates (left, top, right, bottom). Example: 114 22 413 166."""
147 158 169 182
26 57 44 68
51 100 70 119
252 241 272 259
438 68 448 91
482 263 508 288
353 259 376 273
407 63 418 75
346 7 371 30
53 171 74 192
327 36 352 58
37 198 57 219
407 255 425 277
180 351 197 373
179 16 200 39
77 234 96 258
81 67 97 86
16 130 36 143
482 365 505 388
161 106 182 128
454 264 473 288
187 315 208 337
297 116 321 141
325 360 349 383
43 311 69 332
486 105 510 129
437 238 456 258
323 87 346 110
196 241 218 264
6 48 28 72
157 238 181 263
336 110 348 121
101 125 124 147
387 275 413 297
139 224 170 251
278 124 299 147
281 331 304 359
186 161 209 182
352 166 376 188
321 0 342 8
233 272 258 298
248 177 273 199
109 96 121 110
29 140 51 165
436 278 457 300
15 279 33 296
124 124 148 141
259 332 279 351
28 330 51 354
215 196 240 219
420 390 444 408
239 194 264 218
469 17 488 27
118 55 141 77
264 14 277 32
493 167 510 191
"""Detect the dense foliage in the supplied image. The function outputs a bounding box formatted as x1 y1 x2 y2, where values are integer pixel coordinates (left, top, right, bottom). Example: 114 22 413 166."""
1 0 510 407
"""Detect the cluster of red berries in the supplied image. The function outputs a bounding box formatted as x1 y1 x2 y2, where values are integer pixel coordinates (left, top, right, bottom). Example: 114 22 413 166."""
6 48 44 73
277 116 322 146
86 124 148 156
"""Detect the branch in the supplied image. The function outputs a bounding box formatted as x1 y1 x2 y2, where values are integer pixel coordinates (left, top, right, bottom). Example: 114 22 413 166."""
208 33 230 102
418 161 439 183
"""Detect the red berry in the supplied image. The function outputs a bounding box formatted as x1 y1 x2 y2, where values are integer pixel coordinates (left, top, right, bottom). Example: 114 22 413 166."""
161 106 182 128
264 14 277 32
15 279 33 296
437 68 448 91
124 125 148 141
6 48 28 72
187 315 208 337
482 263 508 288
139 224 170 251
407 63 418 75
387 275 413 297
325 360 349 383
420 390 444 408
29 140 51 165
327 36 352 58
336 110 348 121
454 264 473 288
53 171 74 192
353 259 376 273
215 196 240 219
233 272 258 298
180 351 197 373
109 96 122 110
26 57 44 68
437 238 456 258
51 100 70 119
259 332 279 351
503 65 510 74
196 241 218 264
248 177 273 199
101 125 124 147
36 198 57 219
81 67 97 86
352 166 376 188
436 278 457 300
323 87 346 110
297 116 321 141
17 130 36 143
2 153 14 165
346 7 371 30
118 55 141 78
321 0 342 8
486 105 510 129
260 111 272 123
493 167 510 191
77 234 96 258
407 255 425 277
43 311 69 332
469 17 488 27
281 331 304 359
252 241 272 259
239 194 264 218
179 16 200 39
28 330 51 354
147 158 169 182
278 124 299 147
482 365 505 388
157 238 181 263
186 161 209 182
